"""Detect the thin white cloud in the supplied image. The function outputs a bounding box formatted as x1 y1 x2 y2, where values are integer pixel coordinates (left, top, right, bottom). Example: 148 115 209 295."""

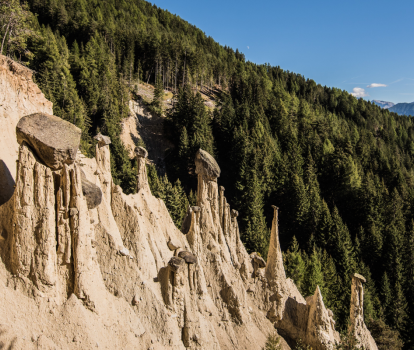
351 87 368 98
247 46 249 49
366 83 387 88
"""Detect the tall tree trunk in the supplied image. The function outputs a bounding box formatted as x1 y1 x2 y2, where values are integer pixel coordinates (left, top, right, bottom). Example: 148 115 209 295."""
175 54 178 93
1 21 11 55
182 49 186 87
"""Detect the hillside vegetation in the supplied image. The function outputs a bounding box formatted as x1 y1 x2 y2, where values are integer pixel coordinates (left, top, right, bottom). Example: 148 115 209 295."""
1 0 413 347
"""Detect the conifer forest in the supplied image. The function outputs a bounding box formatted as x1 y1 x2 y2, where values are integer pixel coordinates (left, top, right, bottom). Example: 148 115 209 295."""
1 0 414 348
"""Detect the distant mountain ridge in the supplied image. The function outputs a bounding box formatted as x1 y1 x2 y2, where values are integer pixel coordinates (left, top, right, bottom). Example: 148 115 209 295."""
372 99 414 116
372 100 395 109
389 102 414 116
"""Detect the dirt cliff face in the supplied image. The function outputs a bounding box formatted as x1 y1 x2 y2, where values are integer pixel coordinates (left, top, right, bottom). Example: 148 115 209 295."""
0 58 378 350
0 55 53 205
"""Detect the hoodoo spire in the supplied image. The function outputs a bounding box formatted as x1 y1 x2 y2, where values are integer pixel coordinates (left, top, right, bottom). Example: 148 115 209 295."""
265 205 286 288
135 146 149 192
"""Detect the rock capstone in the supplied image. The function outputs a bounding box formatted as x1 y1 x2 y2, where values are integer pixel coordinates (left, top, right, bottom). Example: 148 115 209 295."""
351 273 366 283
168 257 185 272
94 133 111 148
195 149 220 179
167 238 181 251
178 251 197 264
135 146 148 158
16 113 81 170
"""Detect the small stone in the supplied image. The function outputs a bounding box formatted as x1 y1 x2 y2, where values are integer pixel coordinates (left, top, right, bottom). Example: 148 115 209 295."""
167 238 181 251
191 206 201 212
119 248 129 256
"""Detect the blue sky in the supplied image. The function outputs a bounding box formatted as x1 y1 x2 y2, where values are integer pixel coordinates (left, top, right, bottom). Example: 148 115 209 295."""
151 0 414 104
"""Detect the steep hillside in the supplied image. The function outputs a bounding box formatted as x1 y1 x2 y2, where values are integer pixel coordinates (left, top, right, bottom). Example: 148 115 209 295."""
1 0 412 346
0 60 380 350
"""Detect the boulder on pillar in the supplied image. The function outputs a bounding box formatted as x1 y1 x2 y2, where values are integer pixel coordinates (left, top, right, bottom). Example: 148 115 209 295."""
16 113 81 170
134 146 149 192
94 133 111 148
195 149 220 180
349 274 378 350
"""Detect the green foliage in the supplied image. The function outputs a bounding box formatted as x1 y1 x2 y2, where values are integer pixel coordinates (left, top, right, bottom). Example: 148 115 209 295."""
303 246 325 297
262 333 282 350
334 332 359 350
188 189 197 207
147 164 189 228
165 85 215 188
367 318 404 350
150 73 164 114
284 236 306 293
293 339 312 350
0 0 37 59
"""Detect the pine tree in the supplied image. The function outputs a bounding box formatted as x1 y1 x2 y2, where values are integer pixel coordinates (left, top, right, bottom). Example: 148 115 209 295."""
284 236 306 294
0 0 37 58
303 246 324 297
391 281 407 335
381 272 392 324
321 250 342 315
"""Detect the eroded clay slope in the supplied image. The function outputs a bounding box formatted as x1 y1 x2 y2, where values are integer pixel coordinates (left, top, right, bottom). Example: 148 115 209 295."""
0 59 378 350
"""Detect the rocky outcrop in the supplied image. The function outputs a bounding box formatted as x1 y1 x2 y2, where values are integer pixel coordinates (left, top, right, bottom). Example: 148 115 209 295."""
0 55 53 205
306 287 340 350
121 99 174 173
349 274 378 350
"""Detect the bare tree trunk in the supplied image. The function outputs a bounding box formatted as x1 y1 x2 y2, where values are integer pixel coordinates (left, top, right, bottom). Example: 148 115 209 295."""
175 53 178 93
182 49 186 87
147 65 154 84
1 21 11 55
